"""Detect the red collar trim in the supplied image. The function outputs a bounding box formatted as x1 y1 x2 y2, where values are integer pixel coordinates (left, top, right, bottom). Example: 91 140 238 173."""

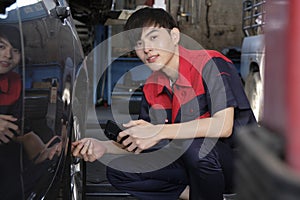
144 46 232 97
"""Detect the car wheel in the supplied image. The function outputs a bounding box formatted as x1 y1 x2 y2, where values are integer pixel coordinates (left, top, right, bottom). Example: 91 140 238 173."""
70 117 86 200
58 120 85 200
244 71 263 122
70 157 85 200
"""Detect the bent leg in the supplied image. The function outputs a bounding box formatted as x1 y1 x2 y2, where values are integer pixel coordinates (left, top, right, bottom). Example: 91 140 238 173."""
216 140 235 194
107 159 188 200
181 138 227 200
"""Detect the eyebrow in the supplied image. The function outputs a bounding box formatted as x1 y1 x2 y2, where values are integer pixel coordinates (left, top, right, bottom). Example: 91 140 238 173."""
0 38 10 46
144 29 159 38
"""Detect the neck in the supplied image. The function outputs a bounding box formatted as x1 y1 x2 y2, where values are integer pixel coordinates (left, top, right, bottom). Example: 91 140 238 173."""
162 46 179 82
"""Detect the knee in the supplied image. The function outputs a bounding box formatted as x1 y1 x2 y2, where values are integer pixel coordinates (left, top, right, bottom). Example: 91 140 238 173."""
182 147 222 173
106 166 125 190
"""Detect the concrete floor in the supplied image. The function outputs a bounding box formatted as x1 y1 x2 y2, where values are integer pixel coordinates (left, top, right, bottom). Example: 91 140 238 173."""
85 105 139 199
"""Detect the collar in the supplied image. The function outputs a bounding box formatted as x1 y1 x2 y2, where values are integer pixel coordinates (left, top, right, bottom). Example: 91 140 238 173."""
175 46 194 87
144 46 232 96
144 46 194 96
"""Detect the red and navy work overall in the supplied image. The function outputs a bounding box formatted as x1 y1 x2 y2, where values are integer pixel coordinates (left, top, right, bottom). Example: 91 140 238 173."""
107 46 257 200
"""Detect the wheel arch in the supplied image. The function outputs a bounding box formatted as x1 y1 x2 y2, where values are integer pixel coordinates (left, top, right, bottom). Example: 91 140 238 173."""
249 62 260 74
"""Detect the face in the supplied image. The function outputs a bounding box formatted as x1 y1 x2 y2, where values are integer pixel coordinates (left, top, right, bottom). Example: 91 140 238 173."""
0 36 21 74
134 26 180 72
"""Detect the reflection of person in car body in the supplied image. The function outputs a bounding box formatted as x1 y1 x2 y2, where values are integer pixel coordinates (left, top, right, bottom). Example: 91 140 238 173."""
0 25 22 142
72 8 257 200
0 24 61 160
0 24 62 199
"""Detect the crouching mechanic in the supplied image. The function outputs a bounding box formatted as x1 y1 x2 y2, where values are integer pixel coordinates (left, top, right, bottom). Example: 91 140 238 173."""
72 7 257 200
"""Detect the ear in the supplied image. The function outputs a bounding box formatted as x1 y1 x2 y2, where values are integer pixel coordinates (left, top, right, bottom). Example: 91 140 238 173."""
170 28 180 45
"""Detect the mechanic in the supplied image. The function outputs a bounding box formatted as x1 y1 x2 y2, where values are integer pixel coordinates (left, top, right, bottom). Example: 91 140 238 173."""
72 7 257 200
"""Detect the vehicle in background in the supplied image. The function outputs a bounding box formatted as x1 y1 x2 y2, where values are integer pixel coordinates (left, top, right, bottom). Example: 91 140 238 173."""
235 0 300 199
240 0 266 122
0 0 88 199
221 46 241 75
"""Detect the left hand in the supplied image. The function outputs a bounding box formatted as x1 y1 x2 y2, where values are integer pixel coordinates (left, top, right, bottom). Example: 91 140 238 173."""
0 115 18 144
34 136 62 164
119 120 164 154
72 138 107 162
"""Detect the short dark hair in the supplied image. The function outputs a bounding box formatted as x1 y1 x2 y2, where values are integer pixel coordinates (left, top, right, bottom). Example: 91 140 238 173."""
124 7 178 31
124 7 178 47
0 24 21 51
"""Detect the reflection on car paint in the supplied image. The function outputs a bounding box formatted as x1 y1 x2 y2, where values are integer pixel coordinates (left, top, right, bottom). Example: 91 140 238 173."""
0 0 88 199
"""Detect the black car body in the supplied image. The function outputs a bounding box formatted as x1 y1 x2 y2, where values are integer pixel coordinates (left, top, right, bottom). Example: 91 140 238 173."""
0 0 88 199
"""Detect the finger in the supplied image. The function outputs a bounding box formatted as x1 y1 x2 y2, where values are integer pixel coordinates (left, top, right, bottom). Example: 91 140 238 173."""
74 153 83 159
80 139 90 155
72 140 80 147
45 135 59 147
48 146 58 160
126 143 138 152
5 130 15 139
72 138 89 149
0 119 18 133
118 130 128 139
83 154 89 162
122 120 138 128
0 115 17 121
57 142 62 153
0 135 10 143
72 138 90 155
72 142 84 156
117 133 130 143
134 148 143 154
86 154 95 162
83 151 92 162
88 141 93 156
134 119 149 126
7 122 18 131
121 135 132 146
89 157 96 162
71 144 75 152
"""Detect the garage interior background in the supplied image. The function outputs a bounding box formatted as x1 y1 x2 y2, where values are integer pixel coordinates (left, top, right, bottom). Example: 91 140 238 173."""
68 0 244 105
70 0 244 53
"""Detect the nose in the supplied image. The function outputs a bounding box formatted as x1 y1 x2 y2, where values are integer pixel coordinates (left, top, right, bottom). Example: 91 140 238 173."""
143 42 152 54
3 48 12 59
144 48 151 54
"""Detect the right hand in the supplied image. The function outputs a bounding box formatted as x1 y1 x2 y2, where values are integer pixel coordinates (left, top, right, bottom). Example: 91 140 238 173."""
0 114 18 144
72 138 107 162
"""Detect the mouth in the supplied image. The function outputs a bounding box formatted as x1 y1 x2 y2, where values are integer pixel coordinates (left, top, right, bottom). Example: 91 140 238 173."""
146 55 158 63
0 61 11 68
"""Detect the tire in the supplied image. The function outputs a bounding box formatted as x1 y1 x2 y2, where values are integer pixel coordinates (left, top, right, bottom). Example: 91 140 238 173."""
58 120 86 200
69 157 86 200
244 71 263 122
69 118 86 200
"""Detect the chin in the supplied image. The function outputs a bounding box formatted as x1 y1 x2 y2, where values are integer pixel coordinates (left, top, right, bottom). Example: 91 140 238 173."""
0 69 10 74
147 63 164 71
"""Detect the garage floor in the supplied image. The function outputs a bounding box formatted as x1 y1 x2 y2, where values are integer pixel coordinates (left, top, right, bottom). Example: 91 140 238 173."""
86 161 137 199
85 106 138 199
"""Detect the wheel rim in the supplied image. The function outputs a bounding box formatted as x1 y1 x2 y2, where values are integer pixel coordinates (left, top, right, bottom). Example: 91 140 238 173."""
71 162 82 200
245 72 263 122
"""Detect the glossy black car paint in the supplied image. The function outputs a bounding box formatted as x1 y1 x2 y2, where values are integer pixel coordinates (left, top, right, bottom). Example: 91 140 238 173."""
0 0 88 199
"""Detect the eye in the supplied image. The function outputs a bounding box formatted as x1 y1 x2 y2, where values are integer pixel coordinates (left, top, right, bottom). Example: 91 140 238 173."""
0 43 5 50
135 40 143 48
12 48 20 54
150 35 157 41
